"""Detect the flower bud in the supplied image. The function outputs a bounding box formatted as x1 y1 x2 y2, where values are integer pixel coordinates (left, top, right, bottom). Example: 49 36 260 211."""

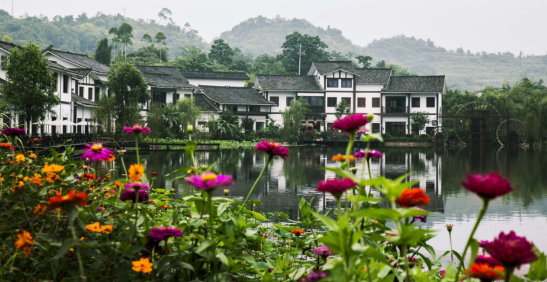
224 189 230 196
446 224 454 232
367 113 374 122
187 125 194 134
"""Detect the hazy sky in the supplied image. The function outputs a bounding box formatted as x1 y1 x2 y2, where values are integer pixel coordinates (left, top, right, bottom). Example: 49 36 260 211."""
1 0 545 55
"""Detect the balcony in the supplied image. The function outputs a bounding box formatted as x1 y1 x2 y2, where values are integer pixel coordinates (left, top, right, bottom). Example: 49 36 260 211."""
383 106 409 114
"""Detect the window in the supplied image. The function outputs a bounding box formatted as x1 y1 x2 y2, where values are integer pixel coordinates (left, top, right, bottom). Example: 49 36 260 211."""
88 88 93 100
327 97 337 107
303 96 325 113
270 96 279 106
357 98 366 107
286 97 294 106
342 97 351 106
249 106 260 112
173 93 180 104
51 116 57 134
53 73 58 91
372 123 380 133
153 91 166 104
0 55 6 68
426 97 435 107
95 87 100 98
256 122 264 131
225 105 237 112
412 97 420 107
327 79 338 88
79 87 84 97
63 75 69 93
77 118 82 133
327 123 334 129
341 79 352 88
372 98 380 108
184 94 191 99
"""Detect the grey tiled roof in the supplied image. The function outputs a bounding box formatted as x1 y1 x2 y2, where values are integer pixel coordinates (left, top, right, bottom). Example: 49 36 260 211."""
196 85 275 105
384 76 446 93
309 61 357 75
47 61 70 72
0 41 19 52
142 73 194 89
254 75 323 91
354 68 392 84
47 50 110 73
69 68 93 80
136 66 188 83
180 70 250 80
194 93 221 112
72 94 96 107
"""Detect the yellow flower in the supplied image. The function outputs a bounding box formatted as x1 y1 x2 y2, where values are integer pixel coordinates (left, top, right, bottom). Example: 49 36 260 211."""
29 173 45 185
33 204 46 216
15 154 25 163
132 258 153 273
114 181 123 189
0 173 4 182
128 164 145 181
46 173 61 183
86 222 113 234
105 192 111 197
28 153 37 159
41 163 64 174
14 230 34 255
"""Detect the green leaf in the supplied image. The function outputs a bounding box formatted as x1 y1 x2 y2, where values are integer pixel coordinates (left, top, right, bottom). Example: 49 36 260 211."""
250 211 267 221
469 239 479 266
525 251 547 281
53 238 75 259
165 166 194 177
313 212 339 230
217 253 232 268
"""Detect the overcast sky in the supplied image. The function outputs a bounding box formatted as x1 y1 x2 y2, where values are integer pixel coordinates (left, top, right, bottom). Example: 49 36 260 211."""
1 0 545 55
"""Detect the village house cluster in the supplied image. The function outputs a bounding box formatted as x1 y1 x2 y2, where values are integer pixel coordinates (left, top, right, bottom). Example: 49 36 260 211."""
0 41 445 136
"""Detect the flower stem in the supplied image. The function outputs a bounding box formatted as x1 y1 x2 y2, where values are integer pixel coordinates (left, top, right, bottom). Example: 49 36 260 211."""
237 155 272 214
449 231 454 263
135 137 140 165
402 246 411 282
70 217 86 281
505 267 513 282
454 199 490 281
367 159 373 197
337 198 341 219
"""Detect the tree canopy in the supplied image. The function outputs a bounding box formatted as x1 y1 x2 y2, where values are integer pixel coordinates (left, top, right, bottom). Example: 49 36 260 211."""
279 32 329 74
209 39 234 66
94 38 111 65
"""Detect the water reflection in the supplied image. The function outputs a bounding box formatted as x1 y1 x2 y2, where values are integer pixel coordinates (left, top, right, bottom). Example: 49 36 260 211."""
115 146 547 251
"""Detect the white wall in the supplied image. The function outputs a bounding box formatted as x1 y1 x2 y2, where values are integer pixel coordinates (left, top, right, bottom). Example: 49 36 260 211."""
0 48 8 81
355 84 383 92
267 91 297 113
189 78 245 87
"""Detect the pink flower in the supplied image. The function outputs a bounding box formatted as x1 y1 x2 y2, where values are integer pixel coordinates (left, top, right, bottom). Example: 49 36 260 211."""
480 231 537 269
312 245 333 258
315 178 357 199
255 140 289 160
1 127 26 137
124 181 150 191
412 206 427 223
332 114 369 133
81 143 113 162
123 124 151 135
461 173 513 199
120 189 149 203
475 255 500 268
354 150 382 159
148 227 184 242
185 172 234 191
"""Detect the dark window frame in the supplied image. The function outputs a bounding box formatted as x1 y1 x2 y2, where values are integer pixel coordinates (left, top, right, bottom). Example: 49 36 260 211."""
173 93 180 104
270 96 279 106
426 97 435 107
88 88 93 101
63 75 69 93
412 97 420 107
327 97 337 107
341 79 352 88
357 98 366 107
342 97 351 106
327 79 338 88
95 87 100 98
249 105 260 112
372 123 380 133
79 87 84 97
372 98 380 108
286 97 294 106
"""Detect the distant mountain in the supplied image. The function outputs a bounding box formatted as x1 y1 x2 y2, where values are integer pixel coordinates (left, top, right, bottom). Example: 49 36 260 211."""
219 16 363 56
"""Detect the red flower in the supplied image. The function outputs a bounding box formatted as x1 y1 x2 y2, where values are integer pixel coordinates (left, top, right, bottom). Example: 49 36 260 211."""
255 140 289 160
315 178 357 199
150 172 158 176
47 190 88 210
395 188 430 207
84 173 95 180
467 263 504 281
461 173 513 199
162 205 170 209
332 114 369 133
480 231 538 269
290 229 305 236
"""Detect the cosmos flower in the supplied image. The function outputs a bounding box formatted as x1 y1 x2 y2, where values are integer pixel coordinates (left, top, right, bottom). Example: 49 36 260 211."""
81 143 114 162
14 230 34 255
132 258 153 273
331 154 355 162
15 154 25 163
395 188 431 208
315 178 357 199
467 263 504 281
461 173 513 199
128 164 145 181
33 204 46 216
1 127 26 137
354 150 382 160
41 163 64 174
185 172 234 191
255 140 289 160
312 245 333 258
123 124 151 135
47 190 88 210
120 189 149 203
124 181 150 191
332 114 369 133
85 222 113 234
480 231 537 269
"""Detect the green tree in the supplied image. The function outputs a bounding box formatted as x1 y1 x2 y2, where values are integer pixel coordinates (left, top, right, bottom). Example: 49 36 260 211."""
106 62 149 132
279 32 329 74
411 111 430 134
95 38 112 65
92 94 116 135
334 99 350 119
155 32 167 65
356 55 372 68
2 35 12 42
108 22 134 58
177 97 201 136
375 60 386 68
281 97 311 140
147 102 164 141
1 42 59 131
209 39 234 66
169 45 228 71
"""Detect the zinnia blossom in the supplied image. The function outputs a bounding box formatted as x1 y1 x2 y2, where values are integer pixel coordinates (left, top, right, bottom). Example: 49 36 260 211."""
300 272 328 282
123 124 151 135
81 143 114 162
480 231 538 269
1 127 26 137
0 143 12 149
150 172 158 176
255 140 289 160
412 206 427 223
332 113 369 133
291 229 305 236
396 188 430 208
475 255 500 268
85 222 113 234
14 230 34 255
331 154 355 162
185 172 234 191
132 258 153 273
467 263 504 281
120 189 149 203
29 138 43 143
312 245 333 258
354 150 382 159
315 178 357 199
128 164 145 181
461 173 513 199
124 181 150 191
148 227 184 242
47 190 88 210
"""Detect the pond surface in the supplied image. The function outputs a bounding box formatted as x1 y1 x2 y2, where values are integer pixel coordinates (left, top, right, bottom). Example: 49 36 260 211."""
115 146 547 252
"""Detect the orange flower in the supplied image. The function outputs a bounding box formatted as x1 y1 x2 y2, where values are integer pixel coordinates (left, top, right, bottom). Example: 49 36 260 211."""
29 173 45 185
28 153 37 159
41 163 64 174
46 173 61 183
33 204 47 216
15 154 25 163
0 143 13 149
331 154 355 162
467 263 504 281
0 173 4 182
128 164 145 181
107 154 115 162
395 188 430 207
132 258 153 273
114 180 123 189
47 190 88 210
290 229 305 236
105 192 111 197
86 222 113 234
11 184 24 194
101 225 113 234
14 230 34 255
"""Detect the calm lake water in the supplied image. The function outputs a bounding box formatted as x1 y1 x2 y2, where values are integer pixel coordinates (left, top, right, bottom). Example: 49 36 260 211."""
115 146 547 252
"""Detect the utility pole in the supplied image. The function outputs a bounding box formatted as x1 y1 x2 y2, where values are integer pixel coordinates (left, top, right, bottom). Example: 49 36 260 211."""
298 44 301 75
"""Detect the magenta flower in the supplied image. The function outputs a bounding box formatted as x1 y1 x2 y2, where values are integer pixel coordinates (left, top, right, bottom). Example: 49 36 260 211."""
147 227 184 242
480 231 537 269
255 140 289 159
439 270 446 277
315 178 357 199
120 189 149 203
461 173 513 199
124 181 150 191
312 245 333 258
302 272 328 282
412 206 427 223
81 143 113 162
1 127 26 137
475 255 500 268
185 172 234 191
28 138 44 143
332 114 369 133
123 124 151 135
354 149 382 159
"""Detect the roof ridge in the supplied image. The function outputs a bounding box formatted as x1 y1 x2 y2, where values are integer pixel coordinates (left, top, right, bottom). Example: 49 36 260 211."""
181 70 247 74
50 49 89 57
313 60 353 63
391 75 446 77
199 85 251 89
256 74 312 77
355 68 392 70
